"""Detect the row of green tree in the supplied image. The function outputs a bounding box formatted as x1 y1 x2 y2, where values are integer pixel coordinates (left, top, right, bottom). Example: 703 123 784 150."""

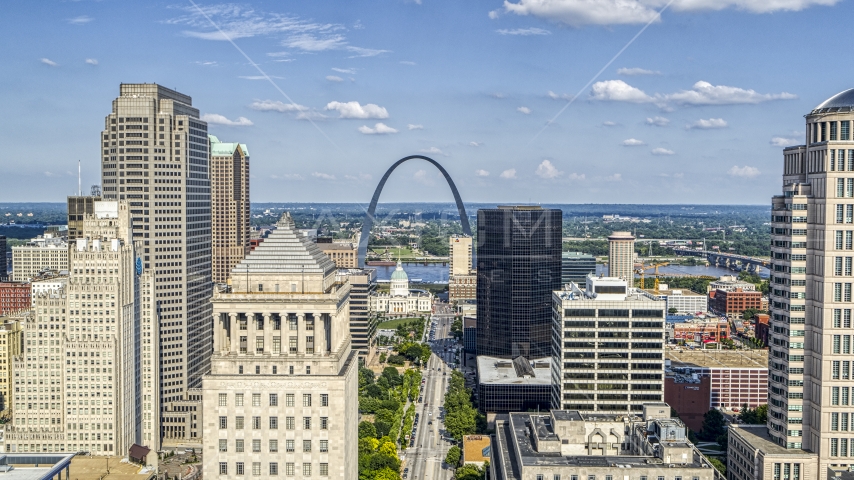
443 371 487 441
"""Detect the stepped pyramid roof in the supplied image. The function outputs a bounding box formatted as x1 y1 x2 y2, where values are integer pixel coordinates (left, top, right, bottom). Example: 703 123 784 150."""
231 212 336 277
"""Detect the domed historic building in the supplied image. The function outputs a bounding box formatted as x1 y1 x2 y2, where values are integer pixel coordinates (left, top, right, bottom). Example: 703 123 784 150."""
374 261 433 316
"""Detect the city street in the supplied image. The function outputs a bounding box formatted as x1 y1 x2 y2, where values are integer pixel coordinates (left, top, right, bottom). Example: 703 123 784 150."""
403 304 457 480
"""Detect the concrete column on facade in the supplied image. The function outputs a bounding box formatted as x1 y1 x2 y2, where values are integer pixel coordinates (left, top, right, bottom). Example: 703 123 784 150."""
297 313 306 354
262 313 272 354
228 313 238 353
316 313 326 355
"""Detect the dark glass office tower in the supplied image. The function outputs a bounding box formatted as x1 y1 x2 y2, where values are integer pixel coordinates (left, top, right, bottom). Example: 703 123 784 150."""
476 206 562 359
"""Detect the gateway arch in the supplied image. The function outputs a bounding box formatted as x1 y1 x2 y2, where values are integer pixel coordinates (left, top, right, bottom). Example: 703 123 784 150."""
357 155 472 267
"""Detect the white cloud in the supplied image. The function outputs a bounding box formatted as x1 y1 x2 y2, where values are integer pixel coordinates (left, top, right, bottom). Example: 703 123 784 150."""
590 80 654 103
201 114 254 126
40 58 58 67
547 91 573 101
605 173 623 182
250 100 308 112
501 0 839 27
688 118 728 129
475 169 490 177
344 46 390 58
517 106 532 114
85 58 98 65
358 123 398 135
332 67 356 74
400 61 417 66
470 141 483 147
728 165 761 178
408 124 424 130
169 6 388 57
617 67 661 76
651 147 676 156
488 10 501 19
271 173 304 180
326 101 389 119
659 172 685 178
491 93 506 99
496 27 551 35
567 173 586 181
591 79 796 107
326 75 344 82
770 136 799 147
344 173 373 181
622 138 646 146
645 116 670 126
312 172 337 180
500 169 517 179
413 169 435 185
280 173 305 180
194 60 218 66
43 171 58 177
284 34 346 51
420 147 447 156
667 81 796 105
68 15 92 25
602 121 619 127
535 160 563 179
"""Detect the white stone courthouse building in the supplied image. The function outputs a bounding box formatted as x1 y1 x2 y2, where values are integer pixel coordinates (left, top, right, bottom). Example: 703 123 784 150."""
202 213 358 479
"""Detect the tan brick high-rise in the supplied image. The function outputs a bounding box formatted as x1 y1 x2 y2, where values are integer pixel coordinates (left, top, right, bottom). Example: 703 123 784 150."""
209 135 250 284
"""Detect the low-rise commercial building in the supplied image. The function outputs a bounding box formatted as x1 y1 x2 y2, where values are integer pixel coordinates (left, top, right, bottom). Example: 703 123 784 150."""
710 288 762 317
672 319 729 344
554 275 666 414
491 403 723 480
0 282 30 315
642 284 709 315
666 349 768 412
728 425 817 480
462 435 490 466
477 356 553 415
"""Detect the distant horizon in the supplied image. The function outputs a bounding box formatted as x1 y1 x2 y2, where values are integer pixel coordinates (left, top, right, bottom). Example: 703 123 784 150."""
0 201 771 207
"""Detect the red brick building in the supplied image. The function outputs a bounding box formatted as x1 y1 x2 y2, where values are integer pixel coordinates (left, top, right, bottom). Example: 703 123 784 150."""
0 282 30 315
665 375 712 432
672 320 729 344
754 313 770 346
710 287 762 317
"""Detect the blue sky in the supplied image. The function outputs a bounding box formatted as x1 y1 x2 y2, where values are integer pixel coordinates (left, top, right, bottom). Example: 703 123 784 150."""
1 0 852 204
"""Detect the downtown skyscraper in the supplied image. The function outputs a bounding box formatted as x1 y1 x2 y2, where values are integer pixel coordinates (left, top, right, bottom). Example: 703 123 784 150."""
209 135 250 285
727 89 854 480
476 206 562 359
99 84 212 439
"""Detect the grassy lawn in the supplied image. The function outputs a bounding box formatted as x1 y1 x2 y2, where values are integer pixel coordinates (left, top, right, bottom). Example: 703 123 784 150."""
377 317 423 330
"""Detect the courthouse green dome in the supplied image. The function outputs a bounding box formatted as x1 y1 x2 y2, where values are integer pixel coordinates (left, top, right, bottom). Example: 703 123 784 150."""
390 261 408 281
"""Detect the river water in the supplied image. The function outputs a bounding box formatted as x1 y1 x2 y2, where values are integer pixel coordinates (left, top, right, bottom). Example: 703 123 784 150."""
374 262 768 283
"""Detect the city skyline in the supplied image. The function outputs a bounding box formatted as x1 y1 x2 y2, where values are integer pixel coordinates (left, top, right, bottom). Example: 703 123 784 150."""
3 1 853 204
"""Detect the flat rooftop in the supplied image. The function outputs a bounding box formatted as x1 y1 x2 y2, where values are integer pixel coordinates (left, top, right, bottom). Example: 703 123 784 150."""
667 349 768 369
477 356 553 385
502 413 707 469
730 425 813 457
